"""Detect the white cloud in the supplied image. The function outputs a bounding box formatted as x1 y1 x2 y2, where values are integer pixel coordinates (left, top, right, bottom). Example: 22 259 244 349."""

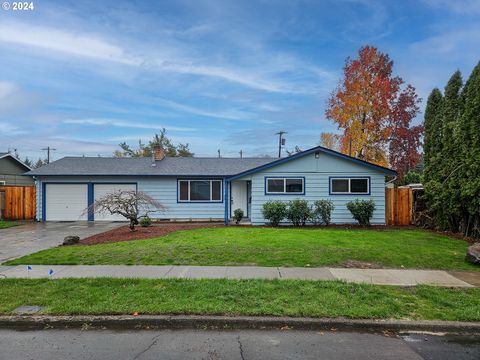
0 22 140 65
0 122 26 135
410 27 480 59
0 81 17 99
0 21 331 94
421 0 480 14
63 118 195 131
157 99 253 121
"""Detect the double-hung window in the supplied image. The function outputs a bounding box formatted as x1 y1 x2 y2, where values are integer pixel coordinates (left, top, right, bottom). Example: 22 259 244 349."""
178 179 223 202
265 177 304 195
330 177 369 195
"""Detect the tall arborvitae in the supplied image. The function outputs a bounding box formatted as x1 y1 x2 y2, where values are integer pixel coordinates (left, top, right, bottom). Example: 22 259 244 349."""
423 88 443 185
422 88 444 228
457 62 480 237
440 71 463 231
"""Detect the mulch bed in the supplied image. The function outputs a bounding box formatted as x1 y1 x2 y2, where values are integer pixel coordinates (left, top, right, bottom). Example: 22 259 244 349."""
80 222 224 245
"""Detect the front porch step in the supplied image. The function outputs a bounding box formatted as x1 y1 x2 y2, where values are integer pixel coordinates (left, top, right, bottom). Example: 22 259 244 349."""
228 219 252 225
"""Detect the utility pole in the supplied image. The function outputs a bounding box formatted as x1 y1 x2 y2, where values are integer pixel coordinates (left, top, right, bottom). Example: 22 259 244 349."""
275 131 286 158
41 146 56 164
239 150 243 158
217 149 221 158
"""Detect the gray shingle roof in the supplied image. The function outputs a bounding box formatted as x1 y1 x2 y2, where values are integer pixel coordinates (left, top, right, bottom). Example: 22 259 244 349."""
26 156 276 176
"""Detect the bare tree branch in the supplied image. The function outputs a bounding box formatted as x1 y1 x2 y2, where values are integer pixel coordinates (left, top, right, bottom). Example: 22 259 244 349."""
82 190 166 231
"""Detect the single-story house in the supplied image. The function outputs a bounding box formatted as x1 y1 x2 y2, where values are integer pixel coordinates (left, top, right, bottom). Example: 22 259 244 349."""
0 152 34 186
26 146 396 224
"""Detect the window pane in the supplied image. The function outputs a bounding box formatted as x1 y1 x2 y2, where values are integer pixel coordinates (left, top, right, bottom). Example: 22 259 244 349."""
179 181 189 200
212 181 221 201
190 181 210 200
351 178 368 193
286 178 303 193
267 179 284 193
331 179 349 193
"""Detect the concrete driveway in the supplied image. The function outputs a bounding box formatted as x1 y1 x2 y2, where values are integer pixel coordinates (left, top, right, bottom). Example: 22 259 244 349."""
0 222 121 263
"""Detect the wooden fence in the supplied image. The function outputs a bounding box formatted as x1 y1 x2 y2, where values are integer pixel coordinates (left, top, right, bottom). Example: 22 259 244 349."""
0 185 36 220
385 187 413 226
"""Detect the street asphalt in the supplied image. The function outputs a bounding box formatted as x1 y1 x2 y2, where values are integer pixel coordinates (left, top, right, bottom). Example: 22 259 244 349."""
0 329 478 360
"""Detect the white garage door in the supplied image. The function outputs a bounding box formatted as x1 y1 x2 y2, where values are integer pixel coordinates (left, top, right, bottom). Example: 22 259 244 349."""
45 184 88 221
93 184 136 221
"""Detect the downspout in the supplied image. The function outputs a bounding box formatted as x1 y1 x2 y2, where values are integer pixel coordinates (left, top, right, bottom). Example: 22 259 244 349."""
386 176 397 186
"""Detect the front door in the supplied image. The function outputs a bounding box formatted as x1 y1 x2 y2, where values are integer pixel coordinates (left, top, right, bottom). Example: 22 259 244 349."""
231 181 248 218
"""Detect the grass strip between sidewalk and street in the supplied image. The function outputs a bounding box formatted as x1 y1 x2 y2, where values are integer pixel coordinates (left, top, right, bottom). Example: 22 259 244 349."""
1 278 479 321
4 228 478 271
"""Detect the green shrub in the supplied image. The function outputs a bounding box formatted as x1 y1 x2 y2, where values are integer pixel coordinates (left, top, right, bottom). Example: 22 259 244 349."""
262 201 287 226
346 199 376 225
233 208 244 224
313 200 335 225
286 199 312 226
140 216 152 227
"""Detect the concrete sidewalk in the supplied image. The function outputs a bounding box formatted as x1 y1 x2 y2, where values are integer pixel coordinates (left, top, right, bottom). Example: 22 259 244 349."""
0 265 476 287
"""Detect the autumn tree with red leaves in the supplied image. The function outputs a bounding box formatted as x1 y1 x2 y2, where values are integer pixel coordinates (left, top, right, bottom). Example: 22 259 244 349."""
326 46 422 178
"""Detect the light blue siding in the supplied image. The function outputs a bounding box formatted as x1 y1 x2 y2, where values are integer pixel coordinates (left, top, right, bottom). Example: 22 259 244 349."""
36 176 224 221
237 152 387 225
139 177 224 219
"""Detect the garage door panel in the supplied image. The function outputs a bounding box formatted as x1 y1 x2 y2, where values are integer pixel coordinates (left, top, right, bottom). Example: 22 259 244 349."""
94 184 136 221
45 184 88 221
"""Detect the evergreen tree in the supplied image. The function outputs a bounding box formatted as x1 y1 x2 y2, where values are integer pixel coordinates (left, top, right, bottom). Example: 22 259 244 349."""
422 88 444 228
440 71 463 231
457 62 480 237
423 88 443 185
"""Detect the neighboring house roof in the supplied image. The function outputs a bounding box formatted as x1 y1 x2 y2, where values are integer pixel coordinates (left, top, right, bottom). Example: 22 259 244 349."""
0 152 32 171
26 146 397 177
26 156 275 176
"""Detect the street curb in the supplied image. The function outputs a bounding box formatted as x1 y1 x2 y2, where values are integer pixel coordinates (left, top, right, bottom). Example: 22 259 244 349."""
1 315 480 334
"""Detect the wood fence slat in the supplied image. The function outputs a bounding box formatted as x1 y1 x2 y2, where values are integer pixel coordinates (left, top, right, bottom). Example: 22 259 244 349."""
0 185 36 221
385 187 413 226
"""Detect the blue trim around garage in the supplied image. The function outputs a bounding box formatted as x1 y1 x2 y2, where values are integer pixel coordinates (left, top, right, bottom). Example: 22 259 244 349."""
264 176 306 196
41 182 46 221
88 183 94 221
226 146 397 181
328 176 371 196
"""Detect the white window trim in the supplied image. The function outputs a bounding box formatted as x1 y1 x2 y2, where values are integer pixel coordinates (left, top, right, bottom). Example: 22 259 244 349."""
178 179 223 202
0 180 5 185
265 177 304 195
329 177 370 195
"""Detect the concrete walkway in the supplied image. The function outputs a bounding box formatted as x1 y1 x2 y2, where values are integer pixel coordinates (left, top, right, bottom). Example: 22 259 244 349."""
0 265 476 287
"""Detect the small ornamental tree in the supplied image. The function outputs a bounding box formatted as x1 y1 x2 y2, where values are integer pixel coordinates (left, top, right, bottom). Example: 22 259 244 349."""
83 190 166 231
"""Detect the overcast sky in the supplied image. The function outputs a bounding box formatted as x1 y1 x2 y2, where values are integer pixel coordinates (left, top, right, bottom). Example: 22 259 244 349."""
0 0 479 160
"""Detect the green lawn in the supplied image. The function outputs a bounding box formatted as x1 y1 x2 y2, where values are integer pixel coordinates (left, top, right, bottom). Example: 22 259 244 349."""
5 228 476 271
0 220 20 229
0 278 479 321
